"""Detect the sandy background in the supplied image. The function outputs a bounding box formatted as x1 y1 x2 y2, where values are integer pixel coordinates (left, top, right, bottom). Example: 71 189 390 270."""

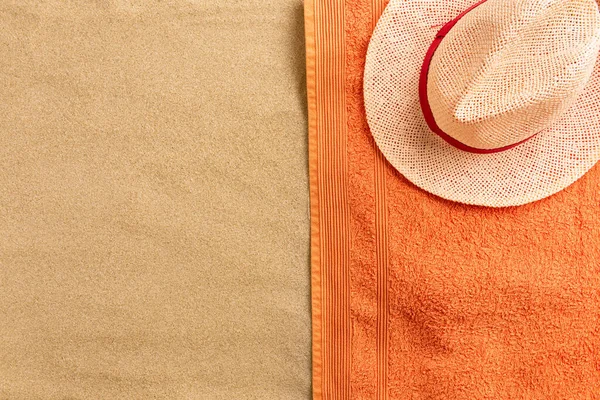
0 1 311 398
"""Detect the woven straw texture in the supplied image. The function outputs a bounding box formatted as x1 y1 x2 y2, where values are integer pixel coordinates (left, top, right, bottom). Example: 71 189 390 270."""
364 0 600 207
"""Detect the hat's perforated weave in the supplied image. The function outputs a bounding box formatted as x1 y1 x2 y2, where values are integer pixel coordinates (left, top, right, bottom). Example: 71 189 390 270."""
429 0 600 150
364 0 600 207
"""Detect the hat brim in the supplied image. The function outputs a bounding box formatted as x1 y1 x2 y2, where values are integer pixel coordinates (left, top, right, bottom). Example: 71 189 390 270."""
364 0 600 207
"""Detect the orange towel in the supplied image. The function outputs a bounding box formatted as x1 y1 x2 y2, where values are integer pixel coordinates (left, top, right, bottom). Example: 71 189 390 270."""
305 0 600 399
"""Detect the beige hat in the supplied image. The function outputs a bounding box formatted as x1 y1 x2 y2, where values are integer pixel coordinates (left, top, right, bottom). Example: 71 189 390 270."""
364 0 600 207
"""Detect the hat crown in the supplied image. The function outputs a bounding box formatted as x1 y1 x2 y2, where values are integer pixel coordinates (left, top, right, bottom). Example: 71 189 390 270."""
427 0 600 150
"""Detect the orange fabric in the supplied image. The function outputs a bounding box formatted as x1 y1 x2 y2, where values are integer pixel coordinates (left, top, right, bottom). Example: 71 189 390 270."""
305 0 600 399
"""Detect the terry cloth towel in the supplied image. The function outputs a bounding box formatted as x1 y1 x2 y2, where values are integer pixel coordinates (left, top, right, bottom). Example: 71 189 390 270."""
305 0 600 399
0 1 310 399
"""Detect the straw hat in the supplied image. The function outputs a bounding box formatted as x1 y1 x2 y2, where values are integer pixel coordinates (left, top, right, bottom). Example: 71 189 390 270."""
364 0 600 207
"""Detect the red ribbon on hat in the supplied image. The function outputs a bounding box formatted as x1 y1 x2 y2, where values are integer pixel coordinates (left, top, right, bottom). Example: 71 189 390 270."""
418 0 538 154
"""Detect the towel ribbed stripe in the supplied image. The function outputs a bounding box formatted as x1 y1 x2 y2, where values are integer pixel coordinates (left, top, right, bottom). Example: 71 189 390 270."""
308 0 351 398
372 1 390 399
